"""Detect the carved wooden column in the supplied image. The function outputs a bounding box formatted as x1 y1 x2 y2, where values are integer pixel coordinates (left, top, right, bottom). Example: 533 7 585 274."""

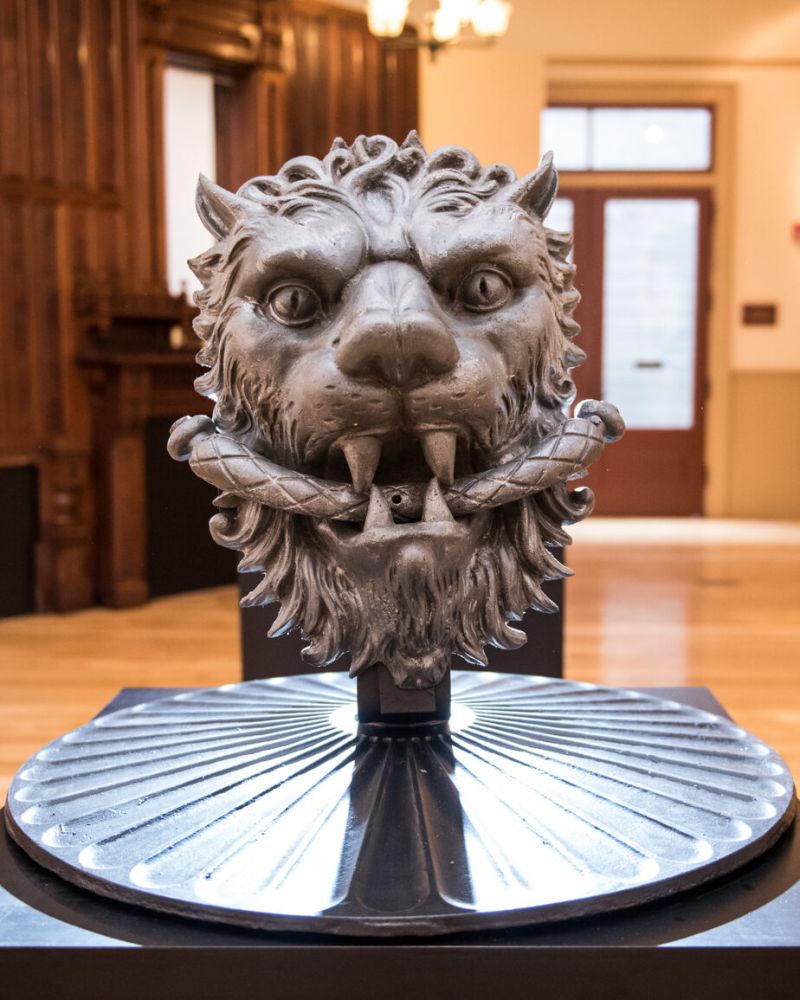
83 339 211 608
35 442 94 612
79 267 209 608
85 362 151 607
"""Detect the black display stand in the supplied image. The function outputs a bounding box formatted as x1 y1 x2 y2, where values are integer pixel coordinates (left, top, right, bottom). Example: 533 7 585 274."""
2 686 798 1000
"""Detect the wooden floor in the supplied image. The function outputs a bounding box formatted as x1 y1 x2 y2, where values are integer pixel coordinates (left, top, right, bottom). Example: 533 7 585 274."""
1 518 799 799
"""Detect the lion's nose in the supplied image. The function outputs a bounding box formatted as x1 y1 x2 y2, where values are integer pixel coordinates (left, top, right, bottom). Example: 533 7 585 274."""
335 262 459 386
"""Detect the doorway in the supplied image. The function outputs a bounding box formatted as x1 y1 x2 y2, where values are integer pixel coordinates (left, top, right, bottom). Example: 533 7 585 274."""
550 188 712 515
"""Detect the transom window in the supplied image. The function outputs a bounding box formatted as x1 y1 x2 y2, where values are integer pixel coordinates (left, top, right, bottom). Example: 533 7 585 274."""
540 106 713 172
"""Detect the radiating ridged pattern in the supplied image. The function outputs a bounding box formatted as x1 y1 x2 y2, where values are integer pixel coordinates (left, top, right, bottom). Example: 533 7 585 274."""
5 672 795 935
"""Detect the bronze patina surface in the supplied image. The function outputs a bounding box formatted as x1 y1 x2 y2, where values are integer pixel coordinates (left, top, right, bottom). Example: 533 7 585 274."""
167 133 623 689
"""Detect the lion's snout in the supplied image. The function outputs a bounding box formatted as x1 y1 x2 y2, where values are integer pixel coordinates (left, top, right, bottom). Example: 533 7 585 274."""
334 260 458 388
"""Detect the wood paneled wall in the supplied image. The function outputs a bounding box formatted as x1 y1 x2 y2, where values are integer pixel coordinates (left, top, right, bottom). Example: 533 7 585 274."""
285 0 418 161
0 0 418 612
0 0 131 610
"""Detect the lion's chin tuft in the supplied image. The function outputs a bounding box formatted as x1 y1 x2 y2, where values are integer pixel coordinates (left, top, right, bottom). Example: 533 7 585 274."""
214 488 579 689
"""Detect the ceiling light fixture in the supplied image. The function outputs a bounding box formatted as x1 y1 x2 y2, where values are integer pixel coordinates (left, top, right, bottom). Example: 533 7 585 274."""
366 0 513 57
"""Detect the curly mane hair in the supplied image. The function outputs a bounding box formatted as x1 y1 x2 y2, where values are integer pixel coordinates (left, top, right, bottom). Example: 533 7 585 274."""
189 132 594 676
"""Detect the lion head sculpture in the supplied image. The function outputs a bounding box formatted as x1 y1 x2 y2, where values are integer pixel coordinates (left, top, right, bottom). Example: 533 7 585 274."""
169 132 623 689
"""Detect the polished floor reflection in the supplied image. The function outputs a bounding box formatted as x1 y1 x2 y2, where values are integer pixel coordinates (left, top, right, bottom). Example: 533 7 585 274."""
1 518 799 800
566 518 800 781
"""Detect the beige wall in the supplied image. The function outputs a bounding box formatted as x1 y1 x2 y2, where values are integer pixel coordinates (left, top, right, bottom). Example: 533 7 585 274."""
502 1 800 61
729 373 800 517
420 48 544 175
731 67 800 373
413 1 800 518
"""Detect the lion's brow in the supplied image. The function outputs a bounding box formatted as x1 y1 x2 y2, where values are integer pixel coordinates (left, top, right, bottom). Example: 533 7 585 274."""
255 245 361 289
421 233 528 277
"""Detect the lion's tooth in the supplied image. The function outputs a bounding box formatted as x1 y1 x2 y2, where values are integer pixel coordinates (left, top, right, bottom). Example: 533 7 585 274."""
422 478 455 523
364 485 394 531
342 436 381 494
420 429 456 486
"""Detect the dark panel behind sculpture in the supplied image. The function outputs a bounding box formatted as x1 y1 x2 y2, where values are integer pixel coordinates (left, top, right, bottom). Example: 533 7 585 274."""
0 466 37 617
240 566 564 680
145 418 237 597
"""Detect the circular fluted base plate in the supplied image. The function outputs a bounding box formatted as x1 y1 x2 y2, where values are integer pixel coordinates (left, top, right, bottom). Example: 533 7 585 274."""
5 673 795 936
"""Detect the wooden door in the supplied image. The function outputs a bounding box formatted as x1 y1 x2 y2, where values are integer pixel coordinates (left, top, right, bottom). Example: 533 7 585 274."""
551 188 712 515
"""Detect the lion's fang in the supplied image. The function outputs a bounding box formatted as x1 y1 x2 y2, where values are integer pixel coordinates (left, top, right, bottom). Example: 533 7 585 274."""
342 436 382 494
421 429 456 486
364 485 394 530
422 478 455 523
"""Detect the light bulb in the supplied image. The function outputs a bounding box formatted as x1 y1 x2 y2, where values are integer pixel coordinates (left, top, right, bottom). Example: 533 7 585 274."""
432 6 462 43
472 0 513 38
367 0 410 39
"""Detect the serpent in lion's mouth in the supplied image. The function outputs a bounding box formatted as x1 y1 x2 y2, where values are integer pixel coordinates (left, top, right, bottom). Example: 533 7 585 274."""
168 398 623 541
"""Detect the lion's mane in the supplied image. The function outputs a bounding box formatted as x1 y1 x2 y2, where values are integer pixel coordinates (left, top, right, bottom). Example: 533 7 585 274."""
190 133 593 673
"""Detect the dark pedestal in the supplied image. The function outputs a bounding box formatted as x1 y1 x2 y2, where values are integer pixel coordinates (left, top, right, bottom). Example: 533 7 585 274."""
2 686 798 1000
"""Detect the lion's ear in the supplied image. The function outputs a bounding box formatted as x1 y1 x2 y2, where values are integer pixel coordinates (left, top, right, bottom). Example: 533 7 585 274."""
196 174 254 239
506 152 558 221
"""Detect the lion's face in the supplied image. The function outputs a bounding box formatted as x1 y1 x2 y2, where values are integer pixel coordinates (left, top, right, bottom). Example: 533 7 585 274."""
190 134 588 688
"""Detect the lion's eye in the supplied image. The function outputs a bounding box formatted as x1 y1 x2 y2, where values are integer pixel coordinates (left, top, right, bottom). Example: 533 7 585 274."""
267 283 321 327
458 268 512 312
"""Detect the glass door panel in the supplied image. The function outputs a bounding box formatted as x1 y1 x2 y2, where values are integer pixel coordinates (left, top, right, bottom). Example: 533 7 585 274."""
602 198 700 430
547 197 575 266
557 187 710 515
547 197 575 236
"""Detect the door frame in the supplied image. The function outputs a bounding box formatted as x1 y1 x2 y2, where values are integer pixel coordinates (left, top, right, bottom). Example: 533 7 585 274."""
544 80 736 516
559 185 713 514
